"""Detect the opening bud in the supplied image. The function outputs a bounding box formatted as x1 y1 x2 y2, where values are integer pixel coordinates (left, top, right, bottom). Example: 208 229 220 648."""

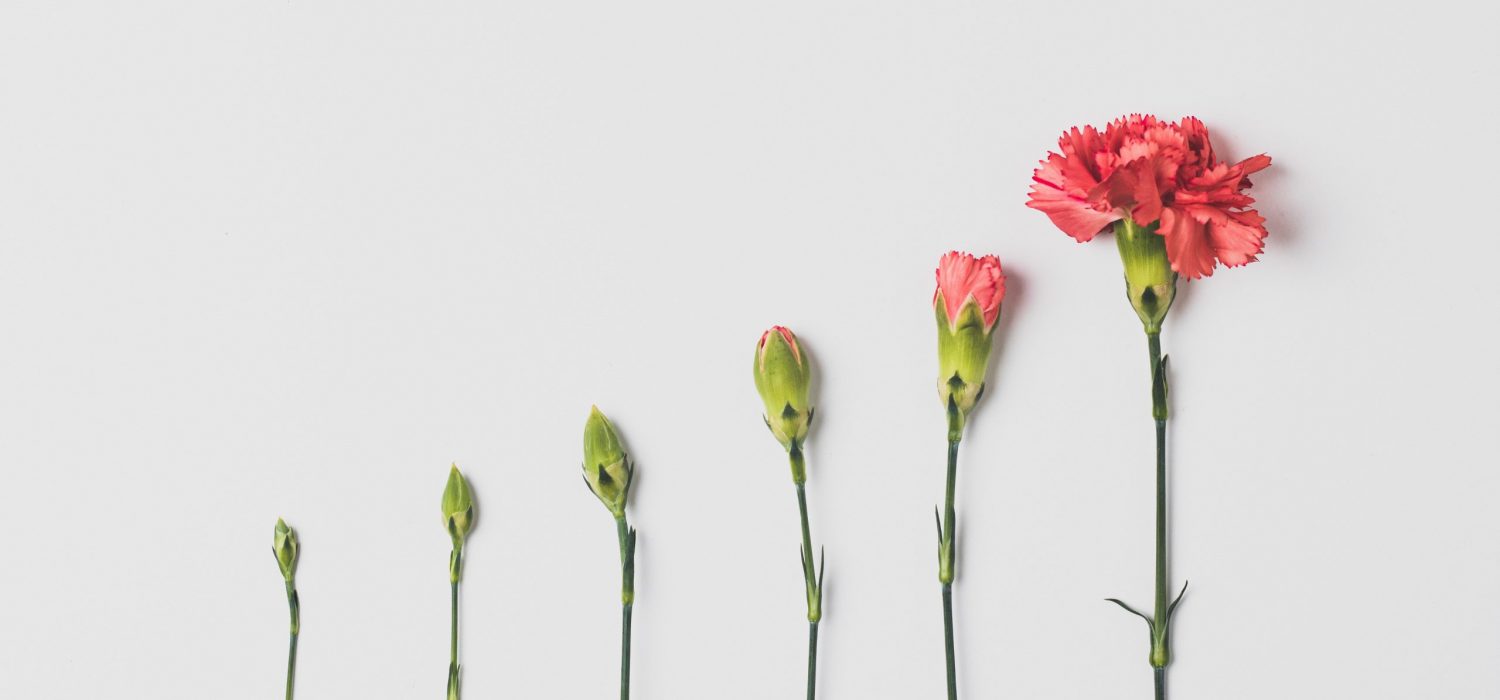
272 518 298 583
934 252 1005 427
441 464 475 547
582 405 632 517
753 326 813 452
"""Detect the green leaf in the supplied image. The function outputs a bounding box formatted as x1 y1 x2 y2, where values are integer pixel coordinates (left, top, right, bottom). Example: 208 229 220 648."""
1105 598 1154 632
1168 580 1189 619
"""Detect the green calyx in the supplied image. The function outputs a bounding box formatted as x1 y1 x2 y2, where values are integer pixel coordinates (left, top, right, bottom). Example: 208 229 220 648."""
272 518 298 583
935 294 997 432
753 328 813 454
442 465 475 548
1115 219 1177 334
583 406 632 517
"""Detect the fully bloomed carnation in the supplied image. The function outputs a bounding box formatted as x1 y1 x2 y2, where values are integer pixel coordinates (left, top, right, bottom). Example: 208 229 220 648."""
1026 115 1272 279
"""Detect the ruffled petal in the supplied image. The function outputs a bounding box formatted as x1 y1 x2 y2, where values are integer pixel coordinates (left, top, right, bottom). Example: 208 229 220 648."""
1206 208 1268 267
1158 207 1217 279
1027 156 1119 242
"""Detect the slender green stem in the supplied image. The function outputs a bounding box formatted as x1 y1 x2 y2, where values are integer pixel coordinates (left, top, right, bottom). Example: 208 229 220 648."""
944 440 959 554
450 579 459 669
285 582 299 700
449 546 462 700
806 621 819 700
942 584 956 700
796 483 814 577
939 438 960 700
791 446 820 700
1150 333 1167 629
621 602 633 700
1147 331 1171 695
616 514 635 700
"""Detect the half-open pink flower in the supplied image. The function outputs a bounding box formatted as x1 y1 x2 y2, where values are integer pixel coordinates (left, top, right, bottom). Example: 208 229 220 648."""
934 251 1005 332
1026 115 1272 279
933 252 1005 424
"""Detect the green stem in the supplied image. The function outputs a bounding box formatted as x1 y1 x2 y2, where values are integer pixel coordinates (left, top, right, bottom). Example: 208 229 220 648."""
1150 333 1167 629
796 483 814 582
806 621 819 700
1147 331 1171 692
621 602 633 700
285 582 299 700
616 514 635 700
791 446 820 699
451 579 459 670
940 438 960 700
942 583 956 700
449 546 462 700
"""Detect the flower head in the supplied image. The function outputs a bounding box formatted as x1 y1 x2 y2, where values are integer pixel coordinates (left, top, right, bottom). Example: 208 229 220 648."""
441 464 475 547
934 252 1005 435
753 326 812 454
1027 115 1271 279
272 518 298 583
582 405 631 517
935 251 1005 332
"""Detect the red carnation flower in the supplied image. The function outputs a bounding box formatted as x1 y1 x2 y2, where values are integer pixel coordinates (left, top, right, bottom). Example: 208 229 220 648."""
1027 115 1272 279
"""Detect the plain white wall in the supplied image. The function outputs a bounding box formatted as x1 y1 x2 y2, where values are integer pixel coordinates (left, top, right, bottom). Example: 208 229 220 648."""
2 1 1497 698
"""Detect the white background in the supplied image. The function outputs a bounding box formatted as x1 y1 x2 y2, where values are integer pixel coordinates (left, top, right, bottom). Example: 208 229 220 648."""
2 1 1497 698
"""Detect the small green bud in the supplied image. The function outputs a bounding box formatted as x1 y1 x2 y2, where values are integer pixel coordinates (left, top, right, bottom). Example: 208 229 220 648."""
582 405 632 517
442 464 475 547
753 326 813 452
1115 219 1177 334
272 518 298 582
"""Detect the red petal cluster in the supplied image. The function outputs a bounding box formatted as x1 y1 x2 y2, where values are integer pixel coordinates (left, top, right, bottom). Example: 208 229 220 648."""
934 251 1005 330
1026 115 1272 279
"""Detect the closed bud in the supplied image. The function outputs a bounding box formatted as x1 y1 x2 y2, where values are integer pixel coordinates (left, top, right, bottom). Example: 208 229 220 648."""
753 326 813 451
582 405 632 517
442 465 475 546
1115 219 1177 334
934 252 1006 435
272 518 298 582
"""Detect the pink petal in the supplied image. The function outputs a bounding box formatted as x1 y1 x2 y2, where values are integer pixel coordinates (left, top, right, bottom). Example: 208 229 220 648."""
1158 207 1216 280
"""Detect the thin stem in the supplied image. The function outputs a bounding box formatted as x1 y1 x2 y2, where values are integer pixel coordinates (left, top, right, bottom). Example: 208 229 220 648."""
796 483 814 577
621 602 633 700
1150 333 1168 629
944 440 959 554
806 621 819 700
1147 331 1171 695
942 584 956 700
791 446 820 700
449 545 462 700
450 580 459 669
285 582 299 700
940 438 960 700
616 514 634 700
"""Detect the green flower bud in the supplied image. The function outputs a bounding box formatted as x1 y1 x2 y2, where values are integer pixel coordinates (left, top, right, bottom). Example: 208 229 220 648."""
753 326 813 452
1115 219 1177 334
582 405 632 517
272 518 298 582
441 464 475 547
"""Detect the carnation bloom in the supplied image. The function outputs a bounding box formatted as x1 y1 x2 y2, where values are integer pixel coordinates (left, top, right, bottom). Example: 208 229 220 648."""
1026 115 1272 279
933 251 1005 428
934 251 1005 332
